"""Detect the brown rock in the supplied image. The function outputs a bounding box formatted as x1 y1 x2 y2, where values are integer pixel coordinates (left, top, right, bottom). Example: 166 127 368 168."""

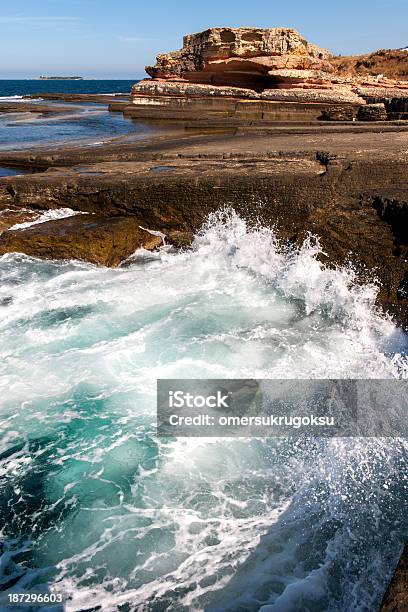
320 106 357 121
167 230 194 248
0 208 40 233
206 54 334 74
132 27 408 123
381 544 408 611
0 139 407 328
333 49 408 82
0 215 163 266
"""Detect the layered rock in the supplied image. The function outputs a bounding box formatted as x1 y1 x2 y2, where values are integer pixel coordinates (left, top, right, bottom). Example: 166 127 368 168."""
357 103 388 121
145 27 334 91
354 87 408 120
140 27 336 93
131 27 408 122
132 79 365 104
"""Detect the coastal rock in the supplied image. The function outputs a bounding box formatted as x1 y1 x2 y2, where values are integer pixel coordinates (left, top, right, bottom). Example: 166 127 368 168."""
260 88 364 104
167 230 194 248
133 79 364 104
140 27 336 92
357 103 387 121
145 27 332 89
0 215 163 266
133 80 259 99
355 87 408 119
0 208 40 232
381 544 408 611
206 54 334 75
266 69 335 86
355 87 408 99
320 106 357 121
0 138 407 329
131 27 408 124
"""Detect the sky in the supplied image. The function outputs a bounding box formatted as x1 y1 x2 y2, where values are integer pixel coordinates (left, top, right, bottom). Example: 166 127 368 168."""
1 0 407 79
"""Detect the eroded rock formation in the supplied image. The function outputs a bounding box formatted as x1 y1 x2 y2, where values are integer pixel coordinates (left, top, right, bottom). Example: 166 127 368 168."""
145 27 333 91
131 27 408 122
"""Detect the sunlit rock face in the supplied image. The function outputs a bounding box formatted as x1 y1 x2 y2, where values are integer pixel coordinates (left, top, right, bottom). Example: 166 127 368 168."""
145 27 334 91
131 27 408 121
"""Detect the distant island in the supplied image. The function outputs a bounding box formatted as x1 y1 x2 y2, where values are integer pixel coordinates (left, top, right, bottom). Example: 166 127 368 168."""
38 76 83 80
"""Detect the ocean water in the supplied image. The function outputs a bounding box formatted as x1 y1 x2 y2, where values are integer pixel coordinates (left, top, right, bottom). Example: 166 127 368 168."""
0 80 136 98
0 210 407 611
0 79 148 150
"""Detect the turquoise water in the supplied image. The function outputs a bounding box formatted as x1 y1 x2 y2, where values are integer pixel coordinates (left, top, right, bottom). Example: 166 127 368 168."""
0 212 407 611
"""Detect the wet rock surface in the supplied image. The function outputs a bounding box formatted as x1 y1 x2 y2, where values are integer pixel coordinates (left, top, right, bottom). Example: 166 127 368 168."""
0 214 163 266
0 208 40 232
0 126 407 327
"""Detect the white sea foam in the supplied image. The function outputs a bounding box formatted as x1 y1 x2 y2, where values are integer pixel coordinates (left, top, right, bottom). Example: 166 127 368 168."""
0 209 406 611
0 96 43 102
9 207 87 230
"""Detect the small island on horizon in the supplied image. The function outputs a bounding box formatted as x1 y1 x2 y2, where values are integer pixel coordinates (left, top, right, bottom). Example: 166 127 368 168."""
38 75 83 80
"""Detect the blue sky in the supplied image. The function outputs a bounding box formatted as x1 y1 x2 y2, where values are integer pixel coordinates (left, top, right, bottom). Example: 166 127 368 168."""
1 0 407 78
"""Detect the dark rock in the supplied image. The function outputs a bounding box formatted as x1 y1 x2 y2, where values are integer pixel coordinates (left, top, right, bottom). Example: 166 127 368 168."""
320 106 357 121
357 103 387 121
167 230 194 248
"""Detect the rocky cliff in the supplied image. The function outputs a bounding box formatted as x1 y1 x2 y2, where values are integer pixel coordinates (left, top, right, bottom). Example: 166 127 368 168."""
132 27 408 122
145 27 334 91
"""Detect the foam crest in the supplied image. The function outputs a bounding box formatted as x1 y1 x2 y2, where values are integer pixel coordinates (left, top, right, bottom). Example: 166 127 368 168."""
9 208 87 231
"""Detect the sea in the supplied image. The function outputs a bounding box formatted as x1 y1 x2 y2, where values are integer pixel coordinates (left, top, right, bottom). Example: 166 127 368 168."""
0 80 146 151
0 82 407 612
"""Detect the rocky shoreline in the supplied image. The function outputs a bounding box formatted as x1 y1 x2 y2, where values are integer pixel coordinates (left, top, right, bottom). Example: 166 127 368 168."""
128 27 408 125
0 26 407 608
0 122 407 330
